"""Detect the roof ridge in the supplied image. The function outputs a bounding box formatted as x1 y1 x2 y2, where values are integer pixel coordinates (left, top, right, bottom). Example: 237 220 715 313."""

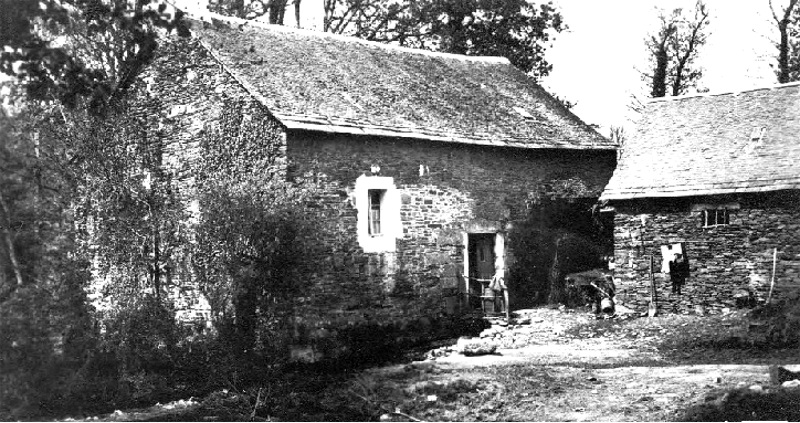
647 80 800 103
181 7 511 65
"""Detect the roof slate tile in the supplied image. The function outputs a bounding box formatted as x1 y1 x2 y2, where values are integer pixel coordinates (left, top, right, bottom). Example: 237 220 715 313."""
189 15 613 150
601 83 800 200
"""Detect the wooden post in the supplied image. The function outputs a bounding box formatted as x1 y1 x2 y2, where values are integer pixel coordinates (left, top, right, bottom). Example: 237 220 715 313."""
767 248 777 304
648 255 657 317
504 288 510 322
464 274 470 311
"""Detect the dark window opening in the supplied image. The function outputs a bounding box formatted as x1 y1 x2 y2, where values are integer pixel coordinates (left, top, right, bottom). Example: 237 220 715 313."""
703 208 730 227
368 189 384 235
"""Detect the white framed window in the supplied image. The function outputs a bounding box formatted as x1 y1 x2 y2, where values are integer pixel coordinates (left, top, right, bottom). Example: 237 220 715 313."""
355 175 401 253
692 202 738 228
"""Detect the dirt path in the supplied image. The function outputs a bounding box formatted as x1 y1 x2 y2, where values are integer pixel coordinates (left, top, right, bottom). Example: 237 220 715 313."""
79 307 800 421
374 358 781 421
354 308 800 421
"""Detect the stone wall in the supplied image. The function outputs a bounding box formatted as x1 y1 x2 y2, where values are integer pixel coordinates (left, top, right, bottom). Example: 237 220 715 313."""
612 192 800 315
123 34 618 359
122 36 289 322
287 130 616 352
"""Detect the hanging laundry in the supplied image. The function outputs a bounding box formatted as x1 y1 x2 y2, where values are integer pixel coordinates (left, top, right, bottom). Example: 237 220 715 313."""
660 243 684 273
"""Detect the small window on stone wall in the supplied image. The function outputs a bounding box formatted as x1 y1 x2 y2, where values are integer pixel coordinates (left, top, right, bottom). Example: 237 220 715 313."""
368 189 385 235
356 175 401 253
703 208 730 227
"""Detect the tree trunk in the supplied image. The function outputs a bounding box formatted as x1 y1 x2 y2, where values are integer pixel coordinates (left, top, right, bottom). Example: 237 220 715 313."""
0 190 24 287
778 21 791 83
672 62 685 97
294 0 301 27
773 0 799 83
651 46 669 98
269 0 288 25
153 224 161 302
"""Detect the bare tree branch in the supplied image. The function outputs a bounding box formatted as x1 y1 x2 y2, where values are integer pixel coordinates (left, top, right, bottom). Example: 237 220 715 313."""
671 1 710 96
645 2 709 97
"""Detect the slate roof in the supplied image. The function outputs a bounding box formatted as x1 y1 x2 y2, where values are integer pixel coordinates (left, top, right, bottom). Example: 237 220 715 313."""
188 14 613 150
600 82 800 201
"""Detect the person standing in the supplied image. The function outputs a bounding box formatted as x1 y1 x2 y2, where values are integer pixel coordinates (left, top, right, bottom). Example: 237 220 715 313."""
489 270 510 321
669 253 689 295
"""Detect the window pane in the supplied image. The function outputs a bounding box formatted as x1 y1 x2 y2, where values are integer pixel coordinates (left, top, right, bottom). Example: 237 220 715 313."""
368 189 384 235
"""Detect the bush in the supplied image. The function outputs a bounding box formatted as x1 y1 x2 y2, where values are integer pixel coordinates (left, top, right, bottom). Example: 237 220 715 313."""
507 197 606 309
746 296 800 346
0 281 102 419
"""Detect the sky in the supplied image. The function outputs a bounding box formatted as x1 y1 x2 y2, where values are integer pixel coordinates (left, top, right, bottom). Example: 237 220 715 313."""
286 0 782 134
37 0 787 135
541 0 778 134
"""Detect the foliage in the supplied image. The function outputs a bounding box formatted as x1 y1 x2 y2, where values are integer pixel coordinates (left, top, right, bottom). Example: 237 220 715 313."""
65 102 190 307
209 0 301 24
746 296 800 346
0 86 197 418
770 0 800 83
0 0 188 114
507 198 606 309
0 101 99 418
193 101 323 366
644 1 710 97
324 0 565 77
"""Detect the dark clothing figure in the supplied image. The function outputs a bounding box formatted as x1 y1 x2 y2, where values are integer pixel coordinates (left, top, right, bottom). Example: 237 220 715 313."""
669 255 689 295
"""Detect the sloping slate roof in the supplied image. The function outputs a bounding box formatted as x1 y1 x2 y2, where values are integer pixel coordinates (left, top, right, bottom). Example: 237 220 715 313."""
601 83 800 201
190 16 612 150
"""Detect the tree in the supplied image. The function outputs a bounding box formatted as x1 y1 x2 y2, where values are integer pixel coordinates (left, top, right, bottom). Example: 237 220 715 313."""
0 83 196 417
770 0 800 83
208 0 302 24
0 97 100 418
645 1 710 97
0 0 187 114
323 0 565 78
192 101 326 363
1 0 193 304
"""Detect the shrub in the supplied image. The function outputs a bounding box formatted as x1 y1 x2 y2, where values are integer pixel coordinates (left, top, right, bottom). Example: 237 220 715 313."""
507 197 607 309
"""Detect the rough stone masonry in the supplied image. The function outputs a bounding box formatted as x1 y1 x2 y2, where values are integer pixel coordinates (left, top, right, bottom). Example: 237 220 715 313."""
612 192 800 315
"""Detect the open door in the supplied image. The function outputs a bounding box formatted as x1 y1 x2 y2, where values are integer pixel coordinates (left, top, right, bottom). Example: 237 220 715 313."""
467 234 501 314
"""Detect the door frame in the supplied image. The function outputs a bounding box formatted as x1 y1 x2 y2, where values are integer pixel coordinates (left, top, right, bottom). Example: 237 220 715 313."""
462 229 506 310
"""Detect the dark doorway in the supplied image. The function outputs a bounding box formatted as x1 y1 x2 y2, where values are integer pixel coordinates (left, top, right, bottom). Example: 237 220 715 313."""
467 233 502 314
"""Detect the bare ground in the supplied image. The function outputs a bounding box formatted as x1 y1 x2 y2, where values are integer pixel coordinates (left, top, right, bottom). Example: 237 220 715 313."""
80 307 800 421
345 308 800 421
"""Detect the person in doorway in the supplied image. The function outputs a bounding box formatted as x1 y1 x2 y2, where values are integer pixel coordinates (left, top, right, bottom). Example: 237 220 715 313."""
669 253 689 295
489 270 510 321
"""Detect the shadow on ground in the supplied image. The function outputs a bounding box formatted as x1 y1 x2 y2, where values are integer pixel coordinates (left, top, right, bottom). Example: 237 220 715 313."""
679 388 800 421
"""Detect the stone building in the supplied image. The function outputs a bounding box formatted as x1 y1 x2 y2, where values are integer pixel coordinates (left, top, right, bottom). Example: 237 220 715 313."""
600 83 800 315
134 12 616 356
